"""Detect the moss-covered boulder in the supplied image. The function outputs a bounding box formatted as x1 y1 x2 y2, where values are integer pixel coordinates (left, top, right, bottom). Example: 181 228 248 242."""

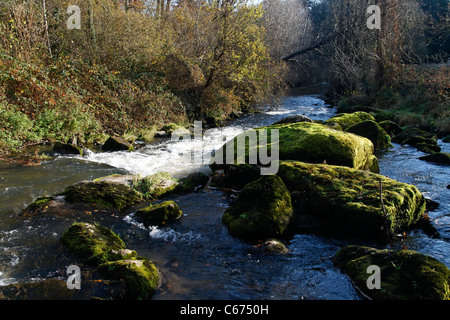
392 127 440 154
134 200 183 227
175 172 210 194
419 152 450 166
378 120 402 137
131 172 179 200
210 122 378 173
95 258 160 300
277 161 426 241
102 136 134 152
324 112 376 131
346 120 392 150
333 245 450 300
53 142 83 156
62 181 142 210
60 222 137 266
222 175 294 241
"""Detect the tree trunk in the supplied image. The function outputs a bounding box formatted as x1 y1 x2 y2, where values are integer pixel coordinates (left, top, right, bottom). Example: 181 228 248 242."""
42 0 52 58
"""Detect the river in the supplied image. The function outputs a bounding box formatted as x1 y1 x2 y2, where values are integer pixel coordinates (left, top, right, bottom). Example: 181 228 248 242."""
0 90 449 300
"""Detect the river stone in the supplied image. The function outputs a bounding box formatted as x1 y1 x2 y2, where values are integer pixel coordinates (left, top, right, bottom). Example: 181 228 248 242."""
333 245 450 300
60 222 136 266
95 258 160 300
392 127 440 154
0 279 127 300
324 111 376 131
134 200 183 227
277 161 426 242
273 114 314 125
53 142 83 156
62 181 142 210
346 120 392 150
175 172 210 194
378 120 402 137
418 152 450 166
210 122 378 174
102 136 134 152
222 175 294 241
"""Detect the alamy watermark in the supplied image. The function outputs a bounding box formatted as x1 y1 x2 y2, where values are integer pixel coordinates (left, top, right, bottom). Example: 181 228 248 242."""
64 4 382 30
66 264 81 289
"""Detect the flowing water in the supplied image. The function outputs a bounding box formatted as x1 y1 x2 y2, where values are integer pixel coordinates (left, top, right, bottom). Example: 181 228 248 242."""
0 89 448 300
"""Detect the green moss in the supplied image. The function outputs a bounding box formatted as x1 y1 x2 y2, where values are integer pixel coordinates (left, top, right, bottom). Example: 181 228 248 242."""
174 172 209 194
62 181 142 210
132 172 179 200
333 245 450 300
277 161 426 241
346 120 392 150
95 258 160 300
222 175 294 241
378 120 402 137
60 222 130 266
324 112 376 131
391 127 440 154
211 122 377 173
134 200 183 226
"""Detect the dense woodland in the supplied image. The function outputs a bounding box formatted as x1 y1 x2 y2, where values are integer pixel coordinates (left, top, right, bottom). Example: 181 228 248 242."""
0 0 448 154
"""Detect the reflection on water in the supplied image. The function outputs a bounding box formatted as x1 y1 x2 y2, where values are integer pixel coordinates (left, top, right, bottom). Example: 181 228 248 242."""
0 92 448 300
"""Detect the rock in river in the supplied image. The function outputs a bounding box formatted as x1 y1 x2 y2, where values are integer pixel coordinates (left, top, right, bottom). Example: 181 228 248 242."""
222 175 294 241
277 161 426 242
333 245 450 300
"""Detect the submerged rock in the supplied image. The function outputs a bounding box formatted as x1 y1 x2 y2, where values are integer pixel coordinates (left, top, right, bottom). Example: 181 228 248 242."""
211 122 378 174
134 200 183 227
277 161 426 241
0 279 126 300
222 175 294 241
102 136 134 152
419 152 450 166
346 120 392 150
62 181 142 210
324 111 376 131
333 245 450 300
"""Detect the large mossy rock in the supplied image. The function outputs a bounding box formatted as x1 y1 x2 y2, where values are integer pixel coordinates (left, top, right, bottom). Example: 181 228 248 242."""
60 222 136 266
277 161 426 241
174 172 210 194
102 136 134 152
324 111 376 131
333 245 450 300
222 175 294 241
134 200 183 227
392 127 440 154
346 120 392 150
95 258 160 300
210 122 378 174
62 181 142 210
378 120 402 137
